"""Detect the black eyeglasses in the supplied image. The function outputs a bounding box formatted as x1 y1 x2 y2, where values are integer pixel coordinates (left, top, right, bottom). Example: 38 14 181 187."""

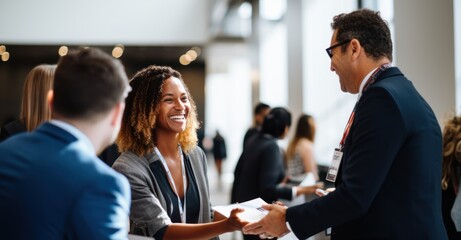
325 39 351 58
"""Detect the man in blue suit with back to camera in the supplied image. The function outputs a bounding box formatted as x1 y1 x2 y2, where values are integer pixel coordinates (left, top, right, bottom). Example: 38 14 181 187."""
0 47 132 239
243 9 448 240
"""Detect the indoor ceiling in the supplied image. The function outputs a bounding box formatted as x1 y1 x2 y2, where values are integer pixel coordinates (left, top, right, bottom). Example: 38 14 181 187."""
2 45 204 66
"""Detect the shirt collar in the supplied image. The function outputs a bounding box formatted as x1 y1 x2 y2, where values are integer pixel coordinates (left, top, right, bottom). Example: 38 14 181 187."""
357 67 378 100
49 119 96 155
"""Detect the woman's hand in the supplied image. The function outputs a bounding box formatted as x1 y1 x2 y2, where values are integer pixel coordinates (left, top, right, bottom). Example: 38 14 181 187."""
225 208 248 231
213 210 226 221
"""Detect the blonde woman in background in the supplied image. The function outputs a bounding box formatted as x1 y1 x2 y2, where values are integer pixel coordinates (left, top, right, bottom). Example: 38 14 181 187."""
286 114 319 182
0 64 56 141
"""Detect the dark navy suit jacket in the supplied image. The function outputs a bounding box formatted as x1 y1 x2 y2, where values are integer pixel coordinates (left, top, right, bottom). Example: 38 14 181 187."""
286 67 448 239
0 123 131 239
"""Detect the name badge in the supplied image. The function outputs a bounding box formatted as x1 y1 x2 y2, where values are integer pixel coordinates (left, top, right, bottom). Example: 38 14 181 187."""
326 148 343 182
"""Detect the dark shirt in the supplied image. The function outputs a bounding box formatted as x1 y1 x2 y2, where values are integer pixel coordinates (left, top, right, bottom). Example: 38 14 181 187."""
149 155 200 239
232 133 292 204
242 127 259 149
234 133 291 240
98 144 120 167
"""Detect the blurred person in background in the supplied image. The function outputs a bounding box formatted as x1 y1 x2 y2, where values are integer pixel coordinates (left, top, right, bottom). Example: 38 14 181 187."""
0 64 56 141
0 63 120 167
243 102 270 149
286 114 319 182
232 107 322 240
282 113 323 238
212 129 227 186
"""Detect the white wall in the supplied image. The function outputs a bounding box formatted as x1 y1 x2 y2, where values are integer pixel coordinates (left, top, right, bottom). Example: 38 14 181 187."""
205 42 252 178
0 0 210 45
394 0 455 122
302 0 357 165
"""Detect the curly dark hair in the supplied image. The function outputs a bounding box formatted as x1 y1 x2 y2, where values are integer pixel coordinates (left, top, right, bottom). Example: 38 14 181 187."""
331 8 393 62
441 116 461 190
116 65 199 156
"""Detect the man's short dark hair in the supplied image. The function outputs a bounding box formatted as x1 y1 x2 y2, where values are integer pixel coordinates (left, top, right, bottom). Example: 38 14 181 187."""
331 8 393 61
53 48 128 120
254 102 270 115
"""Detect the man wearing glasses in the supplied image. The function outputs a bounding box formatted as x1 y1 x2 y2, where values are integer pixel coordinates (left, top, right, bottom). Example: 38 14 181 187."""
243 8 448 240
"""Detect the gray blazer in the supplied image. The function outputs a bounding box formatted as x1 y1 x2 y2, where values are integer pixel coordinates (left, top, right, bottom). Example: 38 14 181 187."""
113 146 216 239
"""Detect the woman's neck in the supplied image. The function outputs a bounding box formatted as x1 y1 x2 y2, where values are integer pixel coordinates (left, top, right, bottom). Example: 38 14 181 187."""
155 131 180 159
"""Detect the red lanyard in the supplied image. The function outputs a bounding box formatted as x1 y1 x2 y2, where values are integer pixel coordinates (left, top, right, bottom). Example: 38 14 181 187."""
340 111 355 147
339 63 391 149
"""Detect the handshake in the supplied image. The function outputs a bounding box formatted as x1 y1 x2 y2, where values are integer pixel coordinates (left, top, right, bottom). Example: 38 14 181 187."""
214 185 335 239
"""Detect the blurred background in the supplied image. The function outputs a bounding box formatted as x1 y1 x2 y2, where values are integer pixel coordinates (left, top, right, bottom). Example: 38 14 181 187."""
0 0 460 189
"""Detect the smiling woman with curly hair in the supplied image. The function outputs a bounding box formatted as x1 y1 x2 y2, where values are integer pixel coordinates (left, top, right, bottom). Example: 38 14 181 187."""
113 65 245 240
116 65 199 155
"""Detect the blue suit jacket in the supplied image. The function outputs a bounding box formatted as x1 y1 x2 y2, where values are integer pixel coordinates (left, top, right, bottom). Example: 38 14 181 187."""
0 123 131 240
286 67 448 239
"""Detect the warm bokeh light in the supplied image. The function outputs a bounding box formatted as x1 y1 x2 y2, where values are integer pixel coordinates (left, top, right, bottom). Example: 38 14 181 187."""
183 53 193 62
58 46 68 56
112 45 124 58
179 55 190 65
0 45 6 54
180 47 200 65
186 50 198 60
1 52 10 61
191 46 201 56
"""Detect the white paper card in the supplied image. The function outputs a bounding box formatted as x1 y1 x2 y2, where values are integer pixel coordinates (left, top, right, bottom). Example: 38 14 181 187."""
213 198 268 222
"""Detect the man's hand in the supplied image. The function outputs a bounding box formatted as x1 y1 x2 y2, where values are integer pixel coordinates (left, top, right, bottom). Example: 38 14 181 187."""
296 182 325 196
242 203 290 238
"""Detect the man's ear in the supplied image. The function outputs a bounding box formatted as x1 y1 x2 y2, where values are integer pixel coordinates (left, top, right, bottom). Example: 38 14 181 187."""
349 39 362 60
47 90 54 111
111 102 125 126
